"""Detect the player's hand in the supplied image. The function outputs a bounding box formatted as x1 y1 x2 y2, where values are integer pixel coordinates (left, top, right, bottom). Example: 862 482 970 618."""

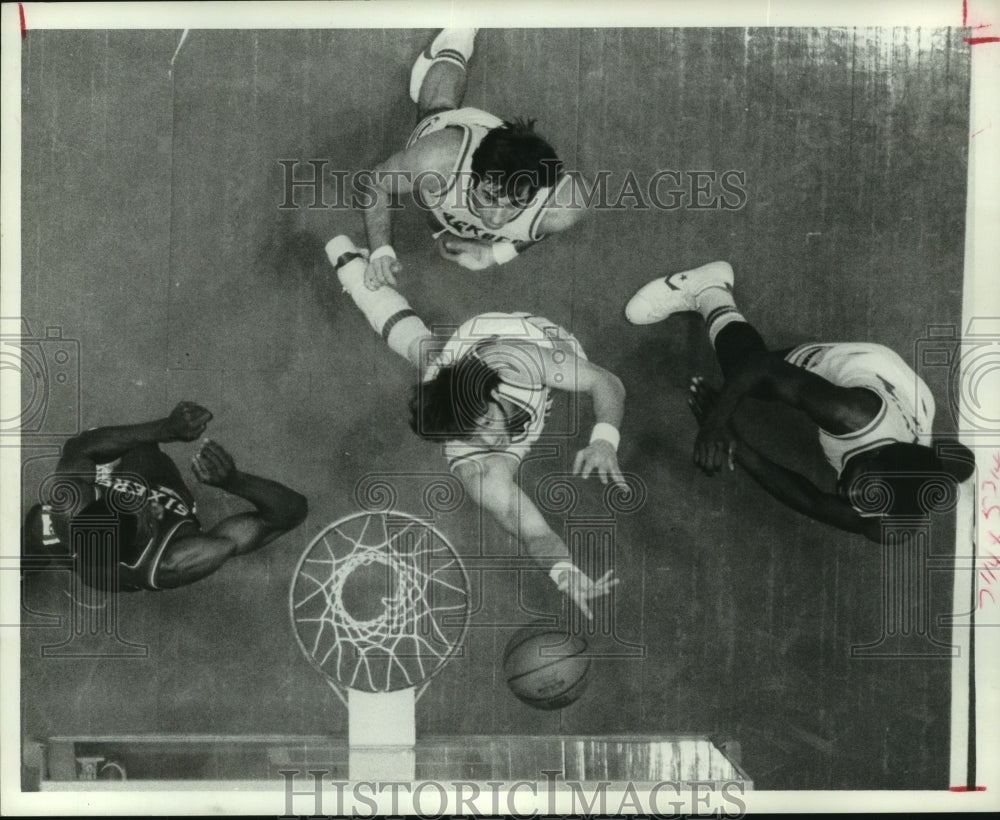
436 235 495 270
161 401 213 442
689 376 738 474
553 565 619 621
191 439 237 488
364 255 402 290
572 440 627 489
687 376 721 426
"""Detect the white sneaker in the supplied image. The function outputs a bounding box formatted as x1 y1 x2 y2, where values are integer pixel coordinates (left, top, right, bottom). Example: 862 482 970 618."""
325 236 367 269
325 236 369 293
625 261 734 325
410 29 479 103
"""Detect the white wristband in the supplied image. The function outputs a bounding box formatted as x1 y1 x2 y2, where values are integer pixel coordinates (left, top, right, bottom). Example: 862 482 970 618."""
589 422 620 452
370 244 396 261
491 242 519 266
549 560 574 586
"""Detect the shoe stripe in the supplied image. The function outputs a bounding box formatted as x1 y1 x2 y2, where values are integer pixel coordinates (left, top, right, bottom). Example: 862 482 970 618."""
381 309 418 341
434 49 467 68
333 251 366 271
705 305 737 326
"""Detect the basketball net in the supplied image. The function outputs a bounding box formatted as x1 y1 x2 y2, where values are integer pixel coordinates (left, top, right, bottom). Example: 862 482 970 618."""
290 511 471 779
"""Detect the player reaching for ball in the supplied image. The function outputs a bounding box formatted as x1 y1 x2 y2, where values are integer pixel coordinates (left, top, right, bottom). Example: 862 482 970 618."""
327 235 623 618
21 402 308 591
625 261 974 542
359 29 588 290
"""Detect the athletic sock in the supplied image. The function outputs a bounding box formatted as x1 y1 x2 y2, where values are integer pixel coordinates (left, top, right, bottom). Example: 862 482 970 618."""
694 284 745 346
410 29 477 103
330 251 430 363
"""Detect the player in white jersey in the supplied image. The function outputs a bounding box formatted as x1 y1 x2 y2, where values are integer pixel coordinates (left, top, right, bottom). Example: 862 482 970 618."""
327 235 623 618
361 29 588 291
22 402 308 592
625 262 974 542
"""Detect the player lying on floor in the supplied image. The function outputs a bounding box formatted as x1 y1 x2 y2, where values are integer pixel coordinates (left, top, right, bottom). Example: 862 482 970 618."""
327 235 623 618
22 402 308 591
626 261 974 542
359 28 587 290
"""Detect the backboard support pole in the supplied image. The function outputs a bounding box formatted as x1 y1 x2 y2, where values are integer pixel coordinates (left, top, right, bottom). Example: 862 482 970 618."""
347 688 416 780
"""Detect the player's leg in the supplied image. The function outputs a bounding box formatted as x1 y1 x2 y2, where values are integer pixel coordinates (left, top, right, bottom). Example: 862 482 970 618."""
411 29 478 119
325 236 433 367
711 321 769 380
625 261 768 379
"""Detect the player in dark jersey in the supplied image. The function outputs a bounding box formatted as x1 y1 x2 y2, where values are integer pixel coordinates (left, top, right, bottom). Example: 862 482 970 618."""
626 261 975 542
22 401 308 591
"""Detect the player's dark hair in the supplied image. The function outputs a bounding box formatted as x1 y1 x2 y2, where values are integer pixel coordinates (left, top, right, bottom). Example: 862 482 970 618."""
842 441 974 518
471 118 563 205
409 352 503 440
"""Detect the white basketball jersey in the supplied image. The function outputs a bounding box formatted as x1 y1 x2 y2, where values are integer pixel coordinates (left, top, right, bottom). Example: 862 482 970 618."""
784 342 935 476
423 312 587 468
407 108 566 244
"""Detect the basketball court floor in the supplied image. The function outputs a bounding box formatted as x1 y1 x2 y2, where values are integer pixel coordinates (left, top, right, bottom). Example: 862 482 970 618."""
13 22 979 795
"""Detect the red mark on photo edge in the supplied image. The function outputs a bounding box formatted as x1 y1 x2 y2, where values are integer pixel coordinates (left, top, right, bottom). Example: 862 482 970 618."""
963 0 1000 42
949 786 987 791
18 2 27 39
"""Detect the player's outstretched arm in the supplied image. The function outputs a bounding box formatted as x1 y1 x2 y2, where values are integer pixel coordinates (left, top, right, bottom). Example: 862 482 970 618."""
695 353 880 474
455 456 618 619
361 129 461 289
51 401 213 531
191 440 308 554
734 442 881 542
534 349 627 488
60 401 212 466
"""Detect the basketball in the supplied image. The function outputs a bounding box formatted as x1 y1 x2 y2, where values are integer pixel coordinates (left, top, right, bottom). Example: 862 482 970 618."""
503 626 590 710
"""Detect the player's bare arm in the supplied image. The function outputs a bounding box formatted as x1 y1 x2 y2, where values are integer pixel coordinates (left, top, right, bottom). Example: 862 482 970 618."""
154 440 308 589
454 454 618 619
437 176 589 271
60 401 211 467
190 439 308 552
51 401 212 538
734 442 881 543
695 354 881 475
434 235 497 271
689 376 880 541
526 345 628 488
362 128 464 290
535 174 591 235
433 235 537 270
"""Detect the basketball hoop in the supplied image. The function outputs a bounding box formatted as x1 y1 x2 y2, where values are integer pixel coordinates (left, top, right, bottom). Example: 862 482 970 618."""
289 511 471 706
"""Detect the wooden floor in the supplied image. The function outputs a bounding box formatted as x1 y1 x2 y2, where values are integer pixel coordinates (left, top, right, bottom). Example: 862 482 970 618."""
19 28 970 789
